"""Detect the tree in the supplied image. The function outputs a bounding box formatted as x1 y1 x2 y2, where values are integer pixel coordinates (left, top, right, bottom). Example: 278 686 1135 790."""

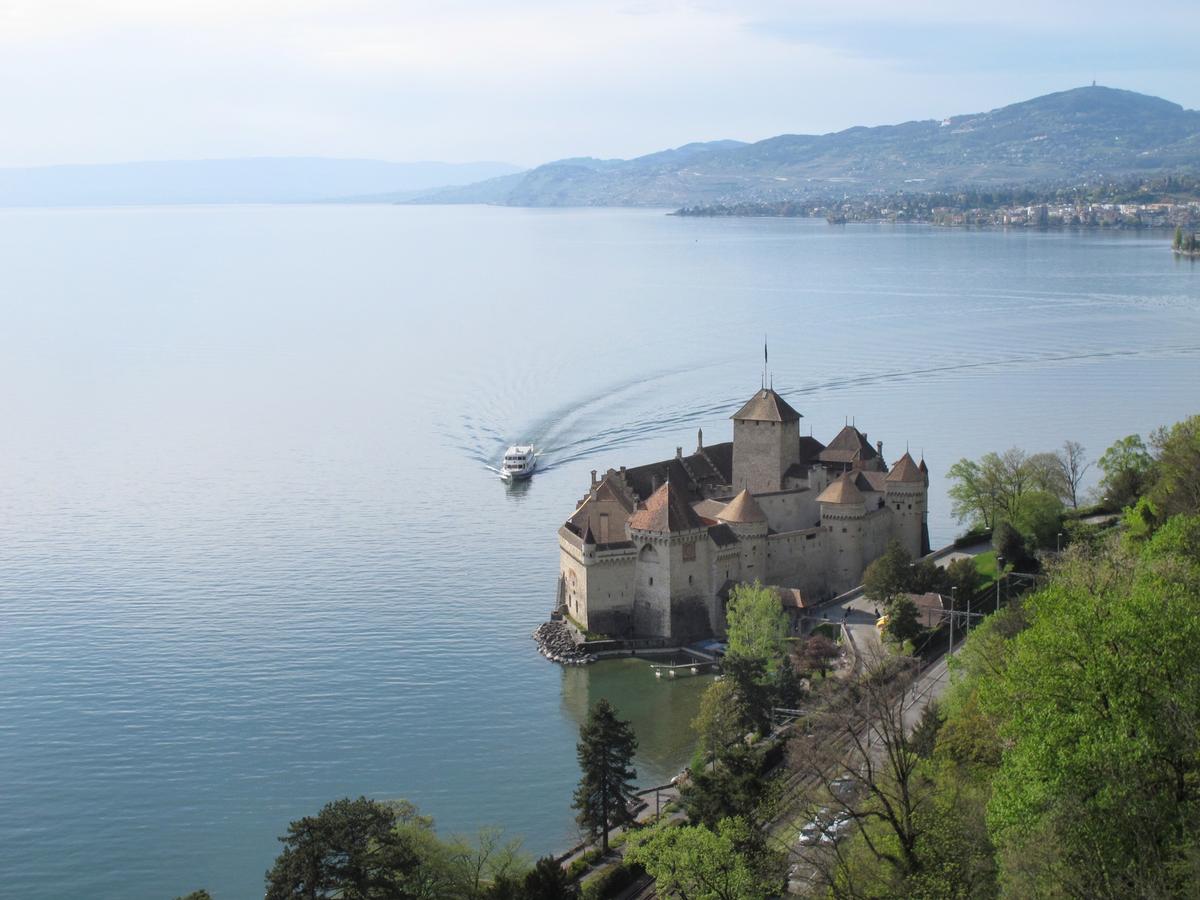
803 633 840 678
521 856 578 900
946 458 996 529
573 698 638 853
991 520 1029 571
626 818 768 900
1026 451 1071 504
863 540 913 604
1097 433 1154 509
1011 489 1064 550
693 678 749 761
721 654 774 736
445 827 526 900
1175 224 1184 250
264 797 422 900
724 582 787 672
682 744 771 831
907 557 950 595
1148 415 1200 519
945 556 981 604
1056 440 1090 509
980 534 1200 898
174 893 212 900
883 594 922 644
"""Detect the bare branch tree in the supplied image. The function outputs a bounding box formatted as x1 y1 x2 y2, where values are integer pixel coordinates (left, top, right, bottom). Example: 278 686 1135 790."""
1056 441 1091 509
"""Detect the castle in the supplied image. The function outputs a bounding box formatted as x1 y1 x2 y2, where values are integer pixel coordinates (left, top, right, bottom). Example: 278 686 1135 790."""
556 386 930 641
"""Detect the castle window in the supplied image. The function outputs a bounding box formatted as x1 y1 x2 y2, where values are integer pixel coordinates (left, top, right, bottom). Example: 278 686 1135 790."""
908 504 913 510
649 577 653 586
682 542 696 562
842 527 847 533
688 575 693 585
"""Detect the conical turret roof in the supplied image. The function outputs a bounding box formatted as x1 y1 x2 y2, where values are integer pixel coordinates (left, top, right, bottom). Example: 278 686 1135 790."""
731 388 801 423
717 489 767 524
628 481 705 533
816 472 866 505
887 452 924 483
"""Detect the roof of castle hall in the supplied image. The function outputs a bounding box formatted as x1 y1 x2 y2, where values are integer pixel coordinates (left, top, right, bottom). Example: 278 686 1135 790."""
707 524 740 547
731 388 802 423
854 470 887 493
819 425 878 465
628 481 706 533
887 452 924 483
816 472 867 505
718 489 768 524
799 435 826 460
621 442 734 502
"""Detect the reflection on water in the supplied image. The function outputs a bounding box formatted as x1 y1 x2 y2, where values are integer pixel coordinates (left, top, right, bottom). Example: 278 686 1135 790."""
561 659 714 785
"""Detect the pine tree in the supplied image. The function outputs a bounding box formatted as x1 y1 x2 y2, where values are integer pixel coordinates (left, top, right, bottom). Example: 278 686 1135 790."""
572 698 638 853
1174 225 1184 250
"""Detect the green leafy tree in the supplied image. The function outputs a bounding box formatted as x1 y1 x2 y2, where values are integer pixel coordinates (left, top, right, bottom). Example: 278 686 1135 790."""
174 892 213 900
770 653 805 711
724 582 787 672
626 818 768 900
264 797 422 900
1097 433 1155 509
908 557 950 595
883 594 922 644
945 556 982 604
1174 224 1184 249
572 699 638 853
521 856 578 900
720 654 773 736
991 520 1029 571
980 532 1200 898
1148 415 1200 519
1011 489 1064 550
682 744 770 830
947 457 995 529
863 539 913 604
1026 451 1071 504
692 678 748 762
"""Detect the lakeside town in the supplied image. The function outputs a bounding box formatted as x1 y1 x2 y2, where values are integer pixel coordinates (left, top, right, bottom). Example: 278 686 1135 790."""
826 197 1200 228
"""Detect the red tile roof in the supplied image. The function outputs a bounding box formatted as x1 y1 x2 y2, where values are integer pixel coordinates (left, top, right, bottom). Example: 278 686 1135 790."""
628 481 705 533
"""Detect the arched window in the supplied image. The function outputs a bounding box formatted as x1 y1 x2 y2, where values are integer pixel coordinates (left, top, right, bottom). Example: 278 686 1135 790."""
639 543 659 563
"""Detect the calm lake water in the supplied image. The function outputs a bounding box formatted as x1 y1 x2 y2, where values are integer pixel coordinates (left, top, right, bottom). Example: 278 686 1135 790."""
1 206 1197 899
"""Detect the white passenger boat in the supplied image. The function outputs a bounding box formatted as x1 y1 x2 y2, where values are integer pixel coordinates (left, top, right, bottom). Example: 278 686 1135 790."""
500 445 537 481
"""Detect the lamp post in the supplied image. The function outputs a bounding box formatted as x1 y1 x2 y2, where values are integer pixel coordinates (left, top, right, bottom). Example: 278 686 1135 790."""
949 586 958 655
995 555 1005 613
1057 532 1063 553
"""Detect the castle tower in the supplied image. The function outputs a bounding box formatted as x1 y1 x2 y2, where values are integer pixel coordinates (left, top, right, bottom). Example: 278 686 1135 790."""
731 387 802 494
716 489 769 580
817 472 867 595
627 481 711 639
885 452 927 558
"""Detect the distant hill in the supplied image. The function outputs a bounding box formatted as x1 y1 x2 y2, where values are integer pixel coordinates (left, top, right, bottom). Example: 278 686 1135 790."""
410 87 1200 208
0 158 523 207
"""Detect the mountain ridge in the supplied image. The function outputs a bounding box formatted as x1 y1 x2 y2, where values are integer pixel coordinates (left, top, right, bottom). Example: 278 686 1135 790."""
410 86 1200 209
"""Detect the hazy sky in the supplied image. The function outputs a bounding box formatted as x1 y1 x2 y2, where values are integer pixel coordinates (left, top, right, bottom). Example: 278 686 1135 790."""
3 0 1197 168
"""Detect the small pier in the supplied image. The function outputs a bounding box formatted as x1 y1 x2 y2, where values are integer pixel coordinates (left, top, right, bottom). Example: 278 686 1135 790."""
650 647 721 679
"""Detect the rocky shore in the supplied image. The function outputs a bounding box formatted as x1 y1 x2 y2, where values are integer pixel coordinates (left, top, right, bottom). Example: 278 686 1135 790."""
532 620 597 666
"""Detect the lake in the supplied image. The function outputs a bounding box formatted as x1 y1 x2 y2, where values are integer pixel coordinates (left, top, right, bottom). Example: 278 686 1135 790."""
0 205 1197 899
